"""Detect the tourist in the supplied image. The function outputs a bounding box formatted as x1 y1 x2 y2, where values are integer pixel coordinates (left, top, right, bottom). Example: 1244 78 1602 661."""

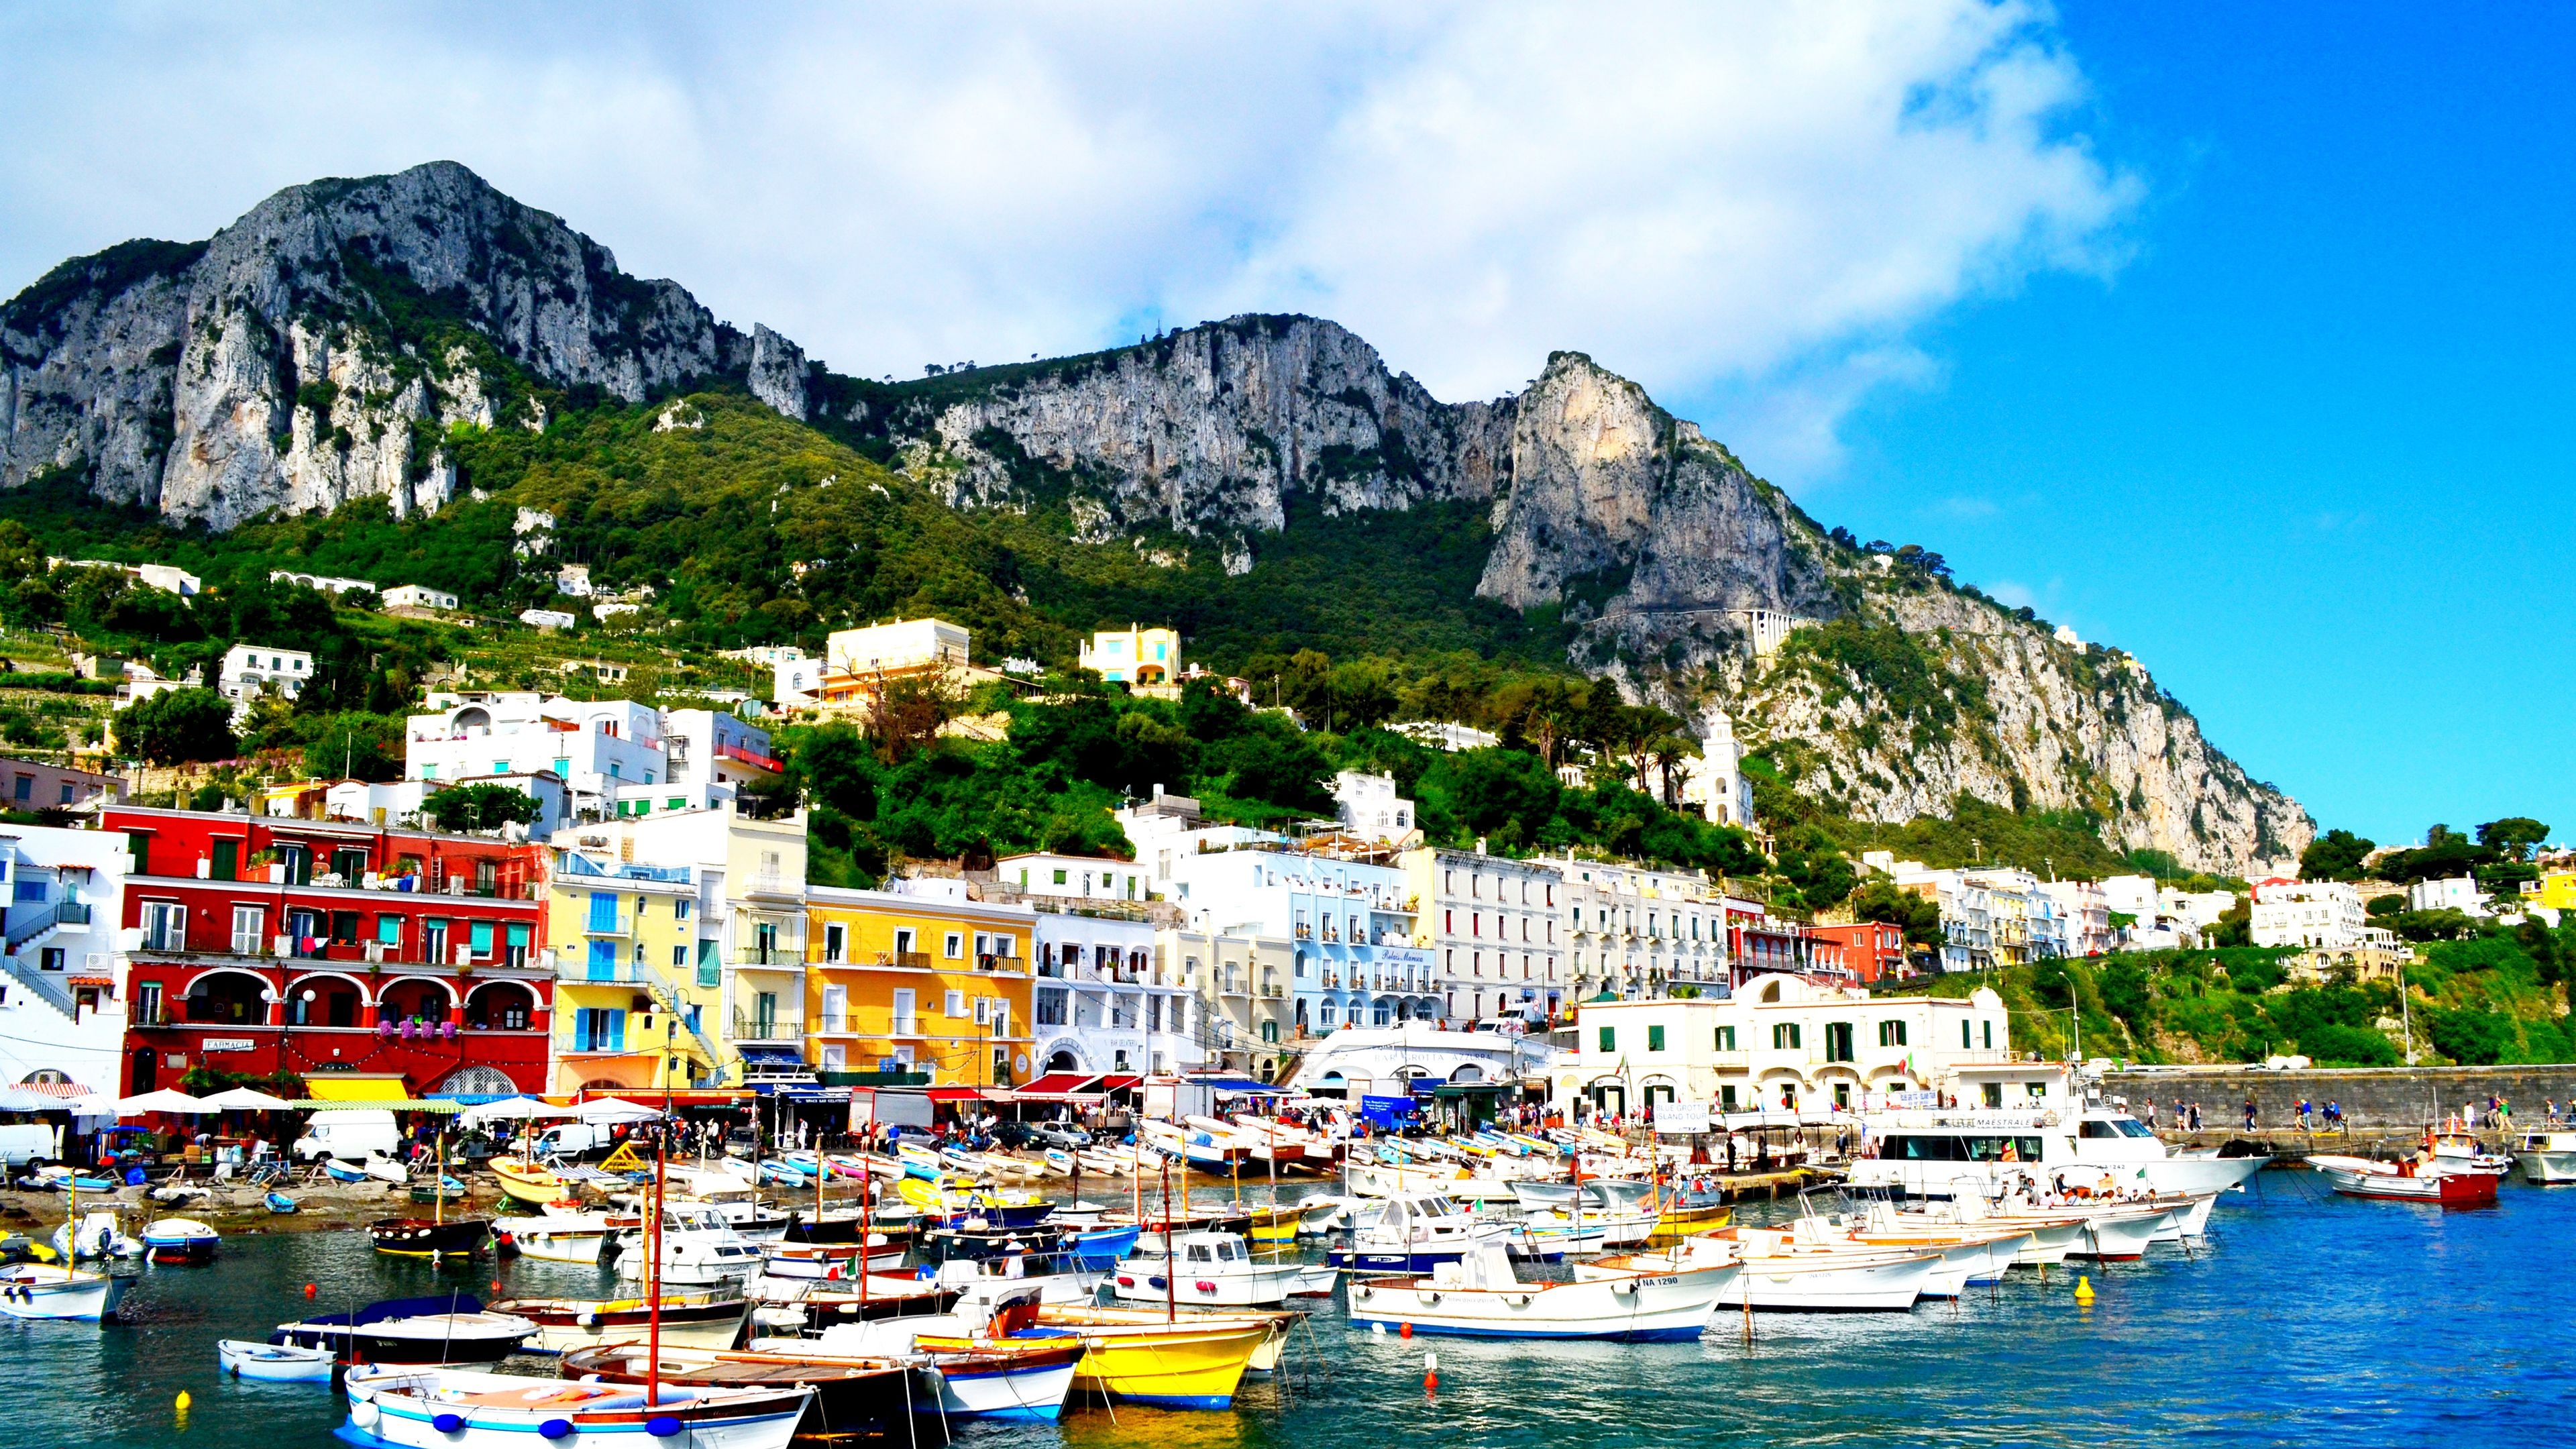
2243 1097 2257 1131
2174 1097 2187 1132
2297 1098 2312 1131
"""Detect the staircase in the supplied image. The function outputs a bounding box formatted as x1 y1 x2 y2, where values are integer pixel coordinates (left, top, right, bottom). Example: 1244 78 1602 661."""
5 899 89 958
0 949 80 1020
637 962 729 1085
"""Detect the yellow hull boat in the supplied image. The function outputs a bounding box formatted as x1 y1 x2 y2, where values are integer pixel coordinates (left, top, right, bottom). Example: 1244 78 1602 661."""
1025 1305 1279 1408
490 1157 572 1207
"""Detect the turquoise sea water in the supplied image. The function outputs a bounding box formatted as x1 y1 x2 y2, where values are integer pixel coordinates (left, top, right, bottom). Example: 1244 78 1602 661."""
5 1171 2563 1448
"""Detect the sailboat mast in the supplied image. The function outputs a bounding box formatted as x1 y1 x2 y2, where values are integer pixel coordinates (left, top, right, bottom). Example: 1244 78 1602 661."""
647 1124 665 1406
1161 1155 1175 1325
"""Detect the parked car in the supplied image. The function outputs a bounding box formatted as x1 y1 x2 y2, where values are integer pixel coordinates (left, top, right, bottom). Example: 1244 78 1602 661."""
1024 1122 1092 1150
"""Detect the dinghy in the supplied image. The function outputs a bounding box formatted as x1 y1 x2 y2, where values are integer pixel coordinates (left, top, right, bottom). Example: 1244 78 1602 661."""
339 1364 810 1449
0 1262 133 1321
265 1191 301 1214
140 1217 220 1264
273 1293 535 1363
218 1338 335 1381
1351 1240 1739 1340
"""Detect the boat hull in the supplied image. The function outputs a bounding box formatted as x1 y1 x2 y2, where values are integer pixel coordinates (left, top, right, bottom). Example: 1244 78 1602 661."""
1112 1260 1338 1307
1346 1266 1735 1340
1026 1320 1273 1409
0 1264 133 1321
491 1216 623 1265
1713 1254 1935 1312
932 1347 1081 1420
369 1218 489 1258
2063 1208 2167 1261
2519 1149 2576 1185
2313 1159 2499 1205
496 1297 748 1356
221 1338 337 1381
341 1366 806 1449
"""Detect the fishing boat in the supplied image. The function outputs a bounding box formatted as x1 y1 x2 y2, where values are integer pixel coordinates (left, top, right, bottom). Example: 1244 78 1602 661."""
612 1205 765 1287
1661 1225 1940 1311
365 1157 411 1185
2516 1131 2576 1185
786 1295 1083 1422
218 1338 335 1381
54 1209 144 1260
265 1191 301 1214
0 1262 134 1320
2429 1130 2512 1176
493 1293 750 1355
1011 1304 1277 1409
894 1176 1054 1228
757 1236 906 1281
339 1364 810 1449
324 1159 373 1185
486 1156 570 1207
1138 1120 1248 1173
140 1217 220 1264
273 1294 536 1362
369 1216 488 1258
1114 1230 1335 1307
743 1279 962 1334
1807 1203 2031 1297
2310 1154 2500 1206
1351 1240 1739 1340
561 1344 932 1438
491 1209 633 1265
1327 1191 1521 1272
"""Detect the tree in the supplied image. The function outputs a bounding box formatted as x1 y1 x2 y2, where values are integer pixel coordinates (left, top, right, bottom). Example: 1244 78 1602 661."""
2298 828 2375 881
116 688 237 764
1434 747 1562 843
301 712 404 783
428 783 541 833
2477 816 2551 862
1849 879 1943 947
2206 901 2252 948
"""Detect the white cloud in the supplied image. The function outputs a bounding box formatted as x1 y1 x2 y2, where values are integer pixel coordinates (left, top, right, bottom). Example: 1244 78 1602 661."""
0 1 2133 470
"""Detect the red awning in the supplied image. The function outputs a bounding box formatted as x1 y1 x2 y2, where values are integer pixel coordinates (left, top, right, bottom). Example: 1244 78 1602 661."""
1017 1072 1102 1096
922 1087 987 1103
1098 1075 1143 1091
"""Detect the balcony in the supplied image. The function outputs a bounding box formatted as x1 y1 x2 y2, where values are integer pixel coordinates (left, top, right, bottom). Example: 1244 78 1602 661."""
890 951 932 971
733 947 804 969
731 1010 804 1042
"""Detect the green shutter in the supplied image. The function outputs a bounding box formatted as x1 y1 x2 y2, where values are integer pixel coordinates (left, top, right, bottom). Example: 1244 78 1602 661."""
1597 1026 1615 1053
1647 1024 1666 1052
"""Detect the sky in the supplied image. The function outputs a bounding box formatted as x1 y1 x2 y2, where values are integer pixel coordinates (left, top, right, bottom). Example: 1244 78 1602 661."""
0 3 2565 845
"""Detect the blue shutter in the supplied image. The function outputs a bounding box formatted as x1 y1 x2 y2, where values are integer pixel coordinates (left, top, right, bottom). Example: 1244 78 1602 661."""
588 892 618 932
588 941 617 981
604 1010 625 1052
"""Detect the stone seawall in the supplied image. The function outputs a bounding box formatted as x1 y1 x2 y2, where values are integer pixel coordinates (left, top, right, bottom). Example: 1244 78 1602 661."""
2102 1065 2576 1131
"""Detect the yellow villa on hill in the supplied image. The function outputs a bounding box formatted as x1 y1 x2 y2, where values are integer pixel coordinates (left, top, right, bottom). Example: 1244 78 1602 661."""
805 881 1037 1087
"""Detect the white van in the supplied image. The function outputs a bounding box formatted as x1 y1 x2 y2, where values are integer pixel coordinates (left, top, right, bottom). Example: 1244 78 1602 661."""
531 1122 614 1160
0 1122 61 1168
293 1110 402 1163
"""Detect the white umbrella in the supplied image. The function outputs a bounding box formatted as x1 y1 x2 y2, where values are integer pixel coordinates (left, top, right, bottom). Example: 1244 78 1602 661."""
460 1095 572 1126
571 1097 665 1124
115 1088 211 1116
201 1087 297 1111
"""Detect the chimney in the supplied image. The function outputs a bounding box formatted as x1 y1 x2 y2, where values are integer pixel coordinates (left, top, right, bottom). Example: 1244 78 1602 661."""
1474 837 1488 855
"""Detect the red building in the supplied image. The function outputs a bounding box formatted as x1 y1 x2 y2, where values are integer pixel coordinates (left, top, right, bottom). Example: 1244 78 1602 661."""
106 806 554 1098
1807 920 1910 984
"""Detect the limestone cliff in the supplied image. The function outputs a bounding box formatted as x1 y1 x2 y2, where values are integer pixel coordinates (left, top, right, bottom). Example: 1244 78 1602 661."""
0 161 808 526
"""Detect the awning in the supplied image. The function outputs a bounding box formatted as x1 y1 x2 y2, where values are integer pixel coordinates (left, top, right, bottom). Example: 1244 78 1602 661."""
923 1087 987 1103
1098 1075 1142 1091
305 1077 411 1104
1192 1077 1285 1094
306 1099 464 1114
737 1046 804 1066
1017 1073 1103 1097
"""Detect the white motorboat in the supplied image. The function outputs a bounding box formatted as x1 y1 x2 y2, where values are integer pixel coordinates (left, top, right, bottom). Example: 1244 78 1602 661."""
926 1252 1106 1313
492 1207 639 1264
612 1183 792 1242
1344 1155 1471 1197
788 1305 1083 1421
2429 1130 2512 1176
613 1206 765 1287
2309 1154 2500 1206
2516 1131 2576 1184
1508 1177 1659 1214
1326 1191 1521 1272
365 1157 411 1185
219 1338 336 1381
140 1216 221 1264
1822 1205 2031 1296
53 1209 144 1261
758 1236 906 1281
1851 1099 2268 1200
340 1364 810 1449
0 1262 135 1321
1113 1231 1337 1307
1352 1240 1737 1340
1665 1226 1939 1311
273 1295 536 1362
491 1293 751 1355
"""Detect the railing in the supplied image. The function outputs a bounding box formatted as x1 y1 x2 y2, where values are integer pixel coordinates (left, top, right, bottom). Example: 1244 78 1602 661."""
735 947 803 967
890 951 931 971
732 1010 804 1041
0 949 80 1017
6 898 90 952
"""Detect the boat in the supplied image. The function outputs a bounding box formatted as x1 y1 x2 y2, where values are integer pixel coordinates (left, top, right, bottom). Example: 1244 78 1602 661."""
42 1169 119 1193
1804 1202 2031 1297
493 1293 750 1355
486 1156 572 1206
0 1262 135 1320
612 1205 765 1287
140 1217 221 1264
53 1209 144 1260
272 1294 537 1362
369 1216 489 1258
742 1279 963 1334
219 1338 336 1381
490 1208 638 1265
409 1176 469 1207
324 1159 372 1185
561 1344 930 1438
339 1364 810 1449
757 1236 906 1281
2430 1130 2512 1175
1011 1304 1277 1409
1664 1225 1941 1311
1350 1240 1738 1340
1344 1155 1472 1197
1114 1230 1337 1307
1326 1191 1521 1272
784 1295 1082 1421
365 1157 411 1185
894 1176 1055 1228
1851 1097 2269 1201
2310 1154 2500 1206
266 1191 301 1214
2516 1131 2576 1185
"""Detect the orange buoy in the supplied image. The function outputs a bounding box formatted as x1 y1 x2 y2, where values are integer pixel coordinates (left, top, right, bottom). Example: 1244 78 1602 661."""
1399 1321 1412 1340
304 1283 317 1299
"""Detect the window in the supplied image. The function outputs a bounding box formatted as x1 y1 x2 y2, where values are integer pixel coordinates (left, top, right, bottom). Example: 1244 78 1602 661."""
1878 1020 1908 1047
824 923 846 963
375 914 401 947
944 989 965 1017
973 998 991 1025
1053 867 1068 885
588 892 619 932
1714 1024 1736 1051
470 920 495 959
231 905 265 955
1824 1021 1855 1063
1982 1020 1994 1050
1772 1022 1803 1050
1962 1020 1973 1049
892 988 916 1034
1719 1084 1738 1110
674 898 690 921
944 932 964 959
329 910 360 945
1647 1024 1666 1052
1597 1026 1615 1053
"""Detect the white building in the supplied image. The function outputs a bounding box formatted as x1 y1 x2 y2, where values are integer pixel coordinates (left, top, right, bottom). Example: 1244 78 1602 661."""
1393 720 1499 753
1291 1020 1556 1099
50 558 199 596
519 608 578 632
1000 853 1154 904
555 564 594 597
407 692 664 818
2251 879 2368 949
1402 846 1562 1025
1028 907 1201 1077
721 645 806 667
2038 879 2116 956
1672 708 1760 829
1550 852 1725 1002
1554 973 2012 1118
660 708 779 795
2408 875 2487 916
1332 771 1417 845
1169 843 1426 1038
381 584 459 612
1116 790 1293 890
270 570 375 596
221 644 314 702
0 823 129 1099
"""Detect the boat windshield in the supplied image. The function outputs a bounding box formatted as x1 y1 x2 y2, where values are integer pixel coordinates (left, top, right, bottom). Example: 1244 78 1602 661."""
2079 1119 2158 1139
1878 1134 2045 1162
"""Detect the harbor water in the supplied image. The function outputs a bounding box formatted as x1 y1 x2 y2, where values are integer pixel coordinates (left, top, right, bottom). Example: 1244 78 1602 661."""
7 1172 2567 1448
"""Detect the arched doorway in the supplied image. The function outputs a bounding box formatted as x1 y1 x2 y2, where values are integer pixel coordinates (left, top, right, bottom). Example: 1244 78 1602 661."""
1045 1049 1081 1073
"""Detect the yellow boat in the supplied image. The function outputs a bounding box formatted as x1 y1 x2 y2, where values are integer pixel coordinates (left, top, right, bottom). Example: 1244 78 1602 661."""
1242 1203 1300 1245
489 1157 572 1207
1024 1304 1280 1408
1648 1200 1733 1241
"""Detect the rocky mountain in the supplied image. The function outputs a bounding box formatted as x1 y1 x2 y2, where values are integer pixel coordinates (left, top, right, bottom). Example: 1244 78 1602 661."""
0 161 805 529
0 163 2308 873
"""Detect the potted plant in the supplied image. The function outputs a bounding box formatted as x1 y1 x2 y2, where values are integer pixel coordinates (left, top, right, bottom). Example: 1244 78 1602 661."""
249 847 283 883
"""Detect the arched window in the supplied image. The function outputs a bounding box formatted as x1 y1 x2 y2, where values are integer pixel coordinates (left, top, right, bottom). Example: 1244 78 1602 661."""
434 1066 518 1097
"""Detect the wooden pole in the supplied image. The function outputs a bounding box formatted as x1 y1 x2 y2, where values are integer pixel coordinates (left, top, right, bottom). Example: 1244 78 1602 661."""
647 1124 665 1407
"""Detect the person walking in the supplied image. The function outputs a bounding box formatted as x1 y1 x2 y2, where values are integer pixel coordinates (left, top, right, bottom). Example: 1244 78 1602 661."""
2243 1096 2257 1132
2297 1098 2312 1132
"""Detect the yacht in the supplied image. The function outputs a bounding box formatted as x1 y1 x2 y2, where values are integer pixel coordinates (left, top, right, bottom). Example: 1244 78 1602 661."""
612 1205 765 1287
1849 1104 2265 1200
2516 1131 2576 1185
1326 1192 1521 1273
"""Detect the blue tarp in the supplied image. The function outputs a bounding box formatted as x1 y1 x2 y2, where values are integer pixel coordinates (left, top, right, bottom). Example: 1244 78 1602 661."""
1358 1093 1419 1128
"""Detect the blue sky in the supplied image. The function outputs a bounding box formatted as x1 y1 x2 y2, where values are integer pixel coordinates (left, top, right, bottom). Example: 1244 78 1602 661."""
0 4 2560 847
1762 7 2575 847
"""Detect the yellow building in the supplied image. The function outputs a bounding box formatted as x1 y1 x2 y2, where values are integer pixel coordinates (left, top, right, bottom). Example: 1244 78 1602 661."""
2536 871 2576 912
1079 625 1182 686
545 861 712 1092
805 882 1036 1087
814 618 971 710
